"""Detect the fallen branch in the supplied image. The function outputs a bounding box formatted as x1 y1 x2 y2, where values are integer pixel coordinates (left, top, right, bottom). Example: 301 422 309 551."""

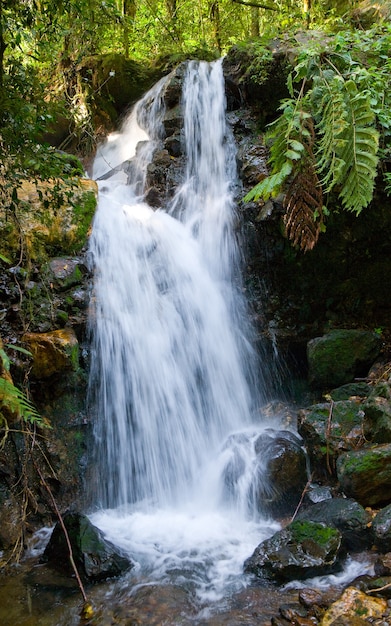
290 473 313 523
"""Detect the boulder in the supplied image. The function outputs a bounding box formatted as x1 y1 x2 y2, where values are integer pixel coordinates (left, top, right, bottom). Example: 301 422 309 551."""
363 381 391 443
42 512 133 582
22 328 79 379
296 497 372 550
336 444 391 507
372 504 391 552
244 520 342 582
307 330 382 389
221 428 308 517
252 429 308 517
297 400 365 480
320 586 387 626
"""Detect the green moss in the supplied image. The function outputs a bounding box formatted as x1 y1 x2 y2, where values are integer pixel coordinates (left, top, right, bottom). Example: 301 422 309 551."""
289 520 339 546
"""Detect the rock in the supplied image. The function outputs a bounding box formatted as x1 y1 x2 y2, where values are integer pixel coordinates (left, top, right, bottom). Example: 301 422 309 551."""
221 428 307 517
297 400 365 480
329 382 372 402
320 586 387 626
374 553 391 576
307 330 382 389
253 429 308 517
336 444 391 507
22 328 79 379
244 520 342 582
296 497 372 551
42 512 133 582
0 178 97 264
363 382 391 443
373 504 391 552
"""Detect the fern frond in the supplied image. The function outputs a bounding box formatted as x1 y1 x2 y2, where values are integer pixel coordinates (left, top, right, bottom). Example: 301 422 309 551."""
314 75 348 190
243 162 292 202
0 377 43 425
283 122 324 253
337 84 379 213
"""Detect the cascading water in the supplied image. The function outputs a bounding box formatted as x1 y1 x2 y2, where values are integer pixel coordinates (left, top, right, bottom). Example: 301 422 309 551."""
88 59 280 601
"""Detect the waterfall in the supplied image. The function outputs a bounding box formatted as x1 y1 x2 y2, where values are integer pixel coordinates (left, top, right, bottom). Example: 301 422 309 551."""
88 59 278 600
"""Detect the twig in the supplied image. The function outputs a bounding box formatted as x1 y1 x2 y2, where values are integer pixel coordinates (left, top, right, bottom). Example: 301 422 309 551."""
326 400 334 475
290 473 313 523
33 460 88 604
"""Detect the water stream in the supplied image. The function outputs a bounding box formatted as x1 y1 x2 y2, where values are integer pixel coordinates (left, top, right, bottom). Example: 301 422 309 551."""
87 59 282 604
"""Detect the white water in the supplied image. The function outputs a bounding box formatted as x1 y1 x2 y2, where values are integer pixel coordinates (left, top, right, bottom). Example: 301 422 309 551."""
88 59 281 600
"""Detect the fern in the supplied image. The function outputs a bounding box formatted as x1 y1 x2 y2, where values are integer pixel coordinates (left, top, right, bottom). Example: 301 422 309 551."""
337 82 379 213
244 38 384 247
243 101 311 203
0 377 43 425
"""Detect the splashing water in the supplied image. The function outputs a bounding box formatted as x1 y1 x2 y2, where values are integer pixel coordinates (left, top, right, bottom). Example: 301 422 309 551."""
88 59 280 600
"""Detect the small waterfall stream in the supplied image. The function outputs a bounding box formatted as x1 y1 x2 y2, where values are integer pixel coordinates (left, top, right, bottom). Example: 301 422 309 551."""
87 59 280 602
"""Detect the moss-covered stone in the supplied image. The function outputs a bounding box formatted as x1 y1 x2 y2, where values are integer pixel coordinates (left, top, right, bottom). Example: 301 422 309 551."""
42 512 133 581
307 330 382 389
337 444 391 507
244 519 342 582
22 328 79 379
0 178 97 265
297 400 365 480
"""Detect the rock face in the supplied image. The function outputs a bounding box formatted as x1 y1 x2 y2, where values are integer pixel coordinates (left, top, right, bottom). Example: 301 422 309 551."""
42 512 133 581
244 520 342 582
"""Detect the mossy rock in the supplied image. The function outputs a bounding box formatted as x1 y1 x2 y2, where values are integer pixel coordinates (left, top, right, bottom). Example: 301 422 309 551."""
307 329 382 389
42 512 133 581
244 519 342 582
22 328 79 380
0 178 97 265
297 400 365 480
363 381 391 444
337 444 391 507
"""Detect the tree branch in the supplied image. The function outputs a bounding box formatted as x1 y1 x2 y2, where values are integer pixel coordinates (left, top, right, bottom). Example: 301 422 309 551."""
231 0 278 11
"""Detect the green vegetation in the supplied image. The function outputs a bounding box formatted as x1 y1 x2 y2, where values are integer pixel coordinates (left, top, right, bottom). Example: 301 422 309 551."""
244 23 391 250
0 1 391 258
0 344 45 431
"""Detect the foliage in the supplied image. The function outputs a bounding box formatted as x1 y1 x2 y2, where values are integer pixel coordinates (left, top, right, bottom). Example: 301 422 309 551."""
0 346 44 430
244 24 391 251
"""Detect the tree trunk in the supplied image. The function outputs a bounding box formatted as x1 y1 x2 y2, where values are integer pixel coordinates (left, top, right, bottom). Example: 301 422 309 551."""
250 6 260 37
210 1 222 53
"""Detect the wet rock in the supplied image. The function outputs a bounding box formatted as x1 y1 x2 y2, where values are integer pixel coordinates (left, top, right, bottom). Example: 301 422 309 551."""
253 429 308 517
42 512 133 582
337 444 391 508
297 400 365 480
22 328 79 379
112 583 195 625
244 520 342 582
296 497 372 551
373 504 391 552
320 586 387 626
363 382 391 444
221 428 307 517
307 330 382 389
374 553 391 576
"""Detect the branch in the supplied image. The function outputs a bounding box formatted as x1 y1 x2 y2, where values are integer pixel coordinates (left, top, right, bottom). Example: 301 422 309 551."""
231 0 278 10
